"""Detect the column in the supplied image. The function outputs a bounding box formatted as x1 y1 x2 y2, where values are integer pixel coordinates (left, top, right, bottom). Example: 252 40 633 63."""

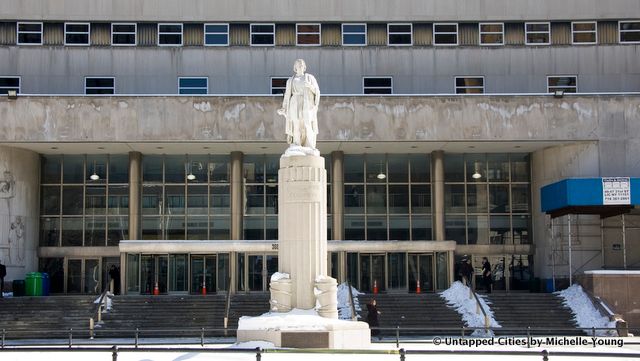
230 151 244 240
128 151 142 240
432 150 445 241
331 151 344 241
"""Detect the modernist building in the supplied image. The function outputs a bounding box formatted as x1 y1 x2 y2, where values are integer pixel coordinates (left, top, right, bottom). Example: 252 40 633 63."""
0 0 638 296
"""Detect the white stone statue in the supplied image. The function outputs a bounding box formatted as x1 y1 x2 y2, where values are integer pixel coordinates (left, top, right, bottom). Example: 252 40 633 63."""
277 59 320 157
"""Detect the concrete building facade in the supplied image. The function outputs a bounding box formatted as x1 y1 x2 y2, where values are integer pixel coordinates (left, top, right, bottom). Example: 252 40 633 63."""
0 0 638 296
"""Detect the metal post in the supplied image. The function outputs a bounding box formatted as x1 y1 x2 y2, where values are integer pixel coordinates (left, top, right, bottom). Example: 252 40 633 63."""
2 328 5 348
568 215 573 285
255 347 262 361
112 345 118 361
551 217 556 292
89 318 95 339
461 326 465 337
400 348 406 361
396 325 400 348
135 328 139 348
541 349 549 361
592 327 596 337
622 214 627 270
201 327 205 346
527 326 531 348
68 328 73 348
601 218 605 268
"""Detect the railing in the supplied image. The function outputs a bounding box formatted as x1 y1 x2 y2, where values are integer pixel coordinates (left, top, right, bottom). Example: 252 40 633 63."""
582 288 629 337
89 288 111 339
346 280 358 321
223 276 233 334
468 285 491 331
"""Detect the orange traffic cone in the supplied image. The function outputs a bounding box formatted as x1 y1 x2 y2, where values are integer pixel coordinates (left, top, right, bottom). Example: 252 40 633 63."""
416 279 421 294
201 282 207 296
153 282 159 295
373 280 379 294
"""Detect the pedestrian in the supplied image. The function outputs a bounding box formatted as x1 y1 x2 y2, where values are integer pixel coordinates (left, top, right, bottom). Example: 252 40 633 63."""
366 299 382 340
108 265 121 295
0 261 6 298
460 257 474 288
482 257 492 293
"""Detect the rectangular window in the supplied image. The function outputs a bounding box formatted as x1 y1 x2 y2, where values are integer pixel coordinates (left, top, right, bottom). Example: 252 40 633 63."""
387 23 412 46
433 23 458 45
547 76 577 93
112 23 137 46
363 77 392 94
619 21 640 43
178 77 208 94
296 23 321 46
479 23 504 45
572 21 597 44
250 23 275 46
455 77 484 94
271 77 288 95
204 23 229 46
158 23 183 46
525 22 550 45
0 77 20 95
64 23 90 46
85 77 115 95
342 23 367 46
17 22 43 45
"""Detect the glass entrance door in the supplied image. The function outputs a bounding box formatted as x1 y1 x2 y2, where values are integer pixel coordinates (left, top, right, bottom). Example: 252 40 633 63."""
248 255 264 291
141 255 168 294
408 254 434 292
191 255 217 294
67 258 101 294
359 254 386 293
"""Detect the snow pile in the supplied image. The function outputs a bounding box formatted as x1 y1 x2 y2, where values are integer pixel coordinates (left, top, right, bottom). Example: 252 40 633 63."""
228 341 275 349
439 281 500 336
555 284 617 336
238 308 362 331
337 282 363 320
271 272 290 282
93 291 114 312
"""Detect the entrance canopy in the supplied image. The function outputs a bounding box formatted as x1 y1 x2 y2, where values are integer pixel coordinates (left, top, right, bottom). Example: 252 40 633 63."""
541 178 639 218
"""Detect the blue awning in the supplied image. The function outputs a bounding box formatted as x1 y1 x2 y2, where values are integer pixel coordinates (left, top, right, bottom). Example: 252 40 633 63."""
541 178 639 218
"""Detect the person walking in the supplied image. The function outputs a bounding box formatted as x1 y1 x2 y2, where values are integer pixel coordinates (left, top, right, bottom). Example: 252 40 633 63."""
366 299 382 340
0 261 6 297
460 257 474 288
482 257 493 293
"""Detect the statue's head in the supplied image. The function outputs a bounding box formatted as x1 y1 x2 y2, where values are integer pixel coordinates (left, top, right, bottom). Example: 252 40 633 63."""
293 59 307 74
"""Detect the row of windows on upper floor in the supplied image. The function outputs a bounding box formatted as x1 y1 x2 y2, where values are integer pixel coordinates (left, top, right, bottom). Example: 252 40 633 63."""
0 75 580 95
2 21 640 47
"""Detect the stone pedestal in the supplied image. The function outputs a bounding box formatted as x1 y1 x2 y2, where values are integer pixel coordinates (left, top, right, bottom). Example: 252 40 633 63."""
277 155 328 309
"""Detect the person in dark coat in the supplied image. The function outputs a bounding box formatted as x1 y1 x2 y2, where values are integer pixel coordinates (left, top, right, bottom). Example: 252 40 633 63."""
459 257 474 288
108 265 121 295
481 257 492 293
366 299 382 339
0 261 6 298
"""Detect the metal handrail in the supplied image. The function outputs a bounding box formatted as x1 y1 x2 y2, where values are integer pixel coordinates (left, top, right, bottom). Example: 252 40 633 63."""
89 288 111 339
223 276 232 331
468 286 491 330
582 288 628 337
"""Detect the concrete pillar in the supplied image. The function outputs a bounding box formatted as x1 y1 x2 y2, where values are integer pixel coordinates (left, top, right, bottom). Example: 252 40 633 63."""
278 155 328 309
128 151 142 240
331 151 344 241
432 150 445 241
0 146 40 281
230 151 243 240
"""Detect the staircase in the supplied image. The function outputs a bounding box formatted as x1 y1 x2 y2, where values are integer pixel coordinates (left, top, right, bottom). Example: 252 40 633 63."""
0 295 96 339
359 293 465 336
98 293 270 338
486 293 582 335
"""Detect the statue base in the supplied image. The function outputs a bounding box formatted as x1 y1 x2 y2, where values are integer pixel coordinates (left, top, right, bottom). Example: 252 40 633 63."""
282 145 320 158
237 310 371 349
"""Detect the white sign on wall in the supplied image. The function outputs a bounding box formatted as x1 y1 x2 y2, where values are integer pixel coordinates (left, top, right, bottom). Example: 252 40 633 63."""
602 177 631 205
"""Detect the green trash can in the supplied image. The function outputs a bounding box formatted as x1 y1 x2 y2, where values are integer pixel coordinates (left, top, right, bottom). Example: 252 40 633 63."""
25 272 42 296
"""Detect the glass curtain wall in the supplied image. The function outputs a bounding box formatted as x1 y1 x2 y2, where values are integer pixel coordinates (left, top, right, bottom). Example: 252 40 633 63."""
141 154 230 240
243 155 279 240
40 154 129 247
444 154 531 245
343 154 431 240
